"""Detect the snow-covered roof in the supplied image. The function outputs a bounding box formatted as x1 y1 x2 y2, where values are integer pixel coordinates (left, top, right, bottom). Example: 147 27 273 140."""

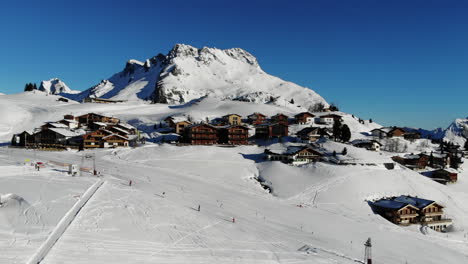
393 195 436 209
48 128 83 137
111 126 130 134
117 122 135 130
102 134 128 140
44 122 69 128
61 119 78 124
403 154 420 159
371 199 408 210
92 122 108 127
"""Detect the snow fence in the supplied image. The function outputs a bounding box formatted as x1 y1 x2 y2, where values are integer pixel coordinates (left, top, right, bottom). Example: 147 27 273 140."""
27 180 104 264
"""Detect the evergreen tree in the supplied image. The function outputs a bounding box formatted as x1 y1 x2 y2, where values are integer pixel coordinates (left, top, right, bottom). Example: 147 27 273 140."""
33 83 37 90
464 140 468 150
369 119 373 123
332 120 342 141
340 124 351 142
342 147 347 155
332 150 337 157
290 98 294 104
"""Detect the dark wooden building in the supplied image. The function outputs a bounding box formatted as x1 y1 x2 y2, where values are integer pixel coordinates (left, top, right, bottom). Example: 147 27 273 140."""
11 131 34 147
219 125 249 145
247 112 267 125
255 123 288 139
294 112 315 124
271 113 289 125
183 124 219 145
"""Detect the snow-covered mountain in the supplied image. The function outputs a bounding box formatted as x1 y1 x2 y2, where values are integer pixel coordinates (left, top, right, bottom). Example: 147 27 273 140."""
65 44 327 108
440 118 468 146
38 78 79 95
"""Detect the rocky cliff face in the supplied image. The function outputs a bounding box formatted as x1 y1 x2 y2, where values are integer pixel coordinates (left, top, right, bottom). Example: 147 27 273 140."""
38 78 75 95
63 44 328 109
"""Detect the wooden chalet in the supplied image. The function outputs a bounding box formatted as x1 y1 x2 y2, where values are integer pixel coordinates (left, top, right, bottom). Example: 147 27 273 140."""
173 121 192 134
222 114 242 126
392 154 429 170
432 168 458 183
247 112 267 125
351 139 382 151
219 125 249 145
33 128 83 148
317 114 342 124
77 113 119 127
40 122 69 131
370 195 452 231
265 146 323 165
403 132 421 141
370 199 420 226
420 152 451 169
101 134 129 148
255 123 288 139
183 123 219 145
296 127 323 142
388 127 406 138
11 131 34 147
271 113 289 125
83 129 113 148
294 112 315 124
58 119 79 129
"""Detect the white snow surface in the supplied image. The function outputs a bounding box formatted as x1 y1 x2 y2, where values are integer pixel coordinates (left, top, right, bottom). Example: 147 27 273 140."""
1 92 468 263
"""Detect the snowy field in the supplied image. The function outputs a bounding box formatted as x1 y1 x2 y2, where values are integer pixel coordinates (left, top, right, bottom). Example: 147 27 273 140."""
0 145 467 264
0 92 468 263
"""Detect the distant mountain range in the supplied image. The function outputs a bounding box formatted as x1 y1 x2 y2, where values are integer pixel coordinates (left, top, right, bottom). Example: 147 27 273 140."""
57 44 327 110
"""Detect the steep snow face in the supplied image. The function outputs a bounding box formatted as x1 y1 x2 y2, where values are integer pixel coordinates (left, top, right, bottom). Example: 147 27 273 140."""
66 44 327 108
38 78 77 95
443 118 468 146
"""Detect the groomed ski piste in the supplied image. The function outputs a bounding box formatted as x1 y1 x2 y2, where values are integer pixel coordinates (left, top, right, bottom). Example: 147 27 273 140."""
1 92 468 264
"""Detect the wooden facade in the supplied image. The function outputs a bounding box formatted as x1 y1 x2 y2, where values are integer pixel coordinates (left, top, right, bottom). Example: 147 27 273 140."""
174 121 192 134
222 114 242 125
271 114 289 125
220 125 249 145
11 131 34 147
295 112 315 124
255 123 288 139
388 127 406 137
77 113 119 127
83 129 113 148
247 112 266 125
183 124 219 145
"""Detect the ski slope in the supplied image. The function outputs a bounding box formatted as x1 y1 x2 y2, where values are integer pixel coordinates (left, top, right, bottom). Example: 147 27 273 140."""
0 145 467 264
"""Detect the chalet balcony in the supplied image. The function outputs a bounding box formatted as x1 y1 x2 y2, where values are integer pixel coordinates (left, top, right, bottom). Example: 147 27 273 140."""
190 131 217 135
424 218 452 225
423 211 444 217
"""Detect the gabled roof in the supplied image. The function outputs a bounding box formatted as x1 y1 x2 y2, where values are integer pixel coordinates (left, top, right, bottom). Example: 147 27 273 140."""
294 112 315 118
92 122 108 127
297 127 321 135
222 114 242 118
186 123 218 130
117 122 135 130
48 128 83 137
248 112 266 118
272 113 289 118
43 122 69 128
393 195 438 210
371 200 419 211
320 114 342 119
61 119 78 124
102 134 128 140
111 126 130 134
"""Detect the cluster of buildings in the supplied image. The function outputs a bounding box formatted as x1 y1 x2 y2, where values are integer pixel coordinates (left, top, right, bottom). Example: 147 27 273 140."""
11 113 139 150
370 195 452 232
370 127 422 141
163 112 343 145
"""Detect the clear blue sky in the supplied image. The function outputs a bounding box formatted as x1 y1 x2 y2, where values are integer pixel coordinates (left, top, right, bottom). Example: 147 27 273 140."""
1 0 467 129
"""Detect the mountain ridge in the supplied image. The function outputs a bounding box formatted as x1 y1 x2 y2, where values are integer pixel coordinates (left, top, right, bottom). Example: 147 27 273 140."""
60 44 328 109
